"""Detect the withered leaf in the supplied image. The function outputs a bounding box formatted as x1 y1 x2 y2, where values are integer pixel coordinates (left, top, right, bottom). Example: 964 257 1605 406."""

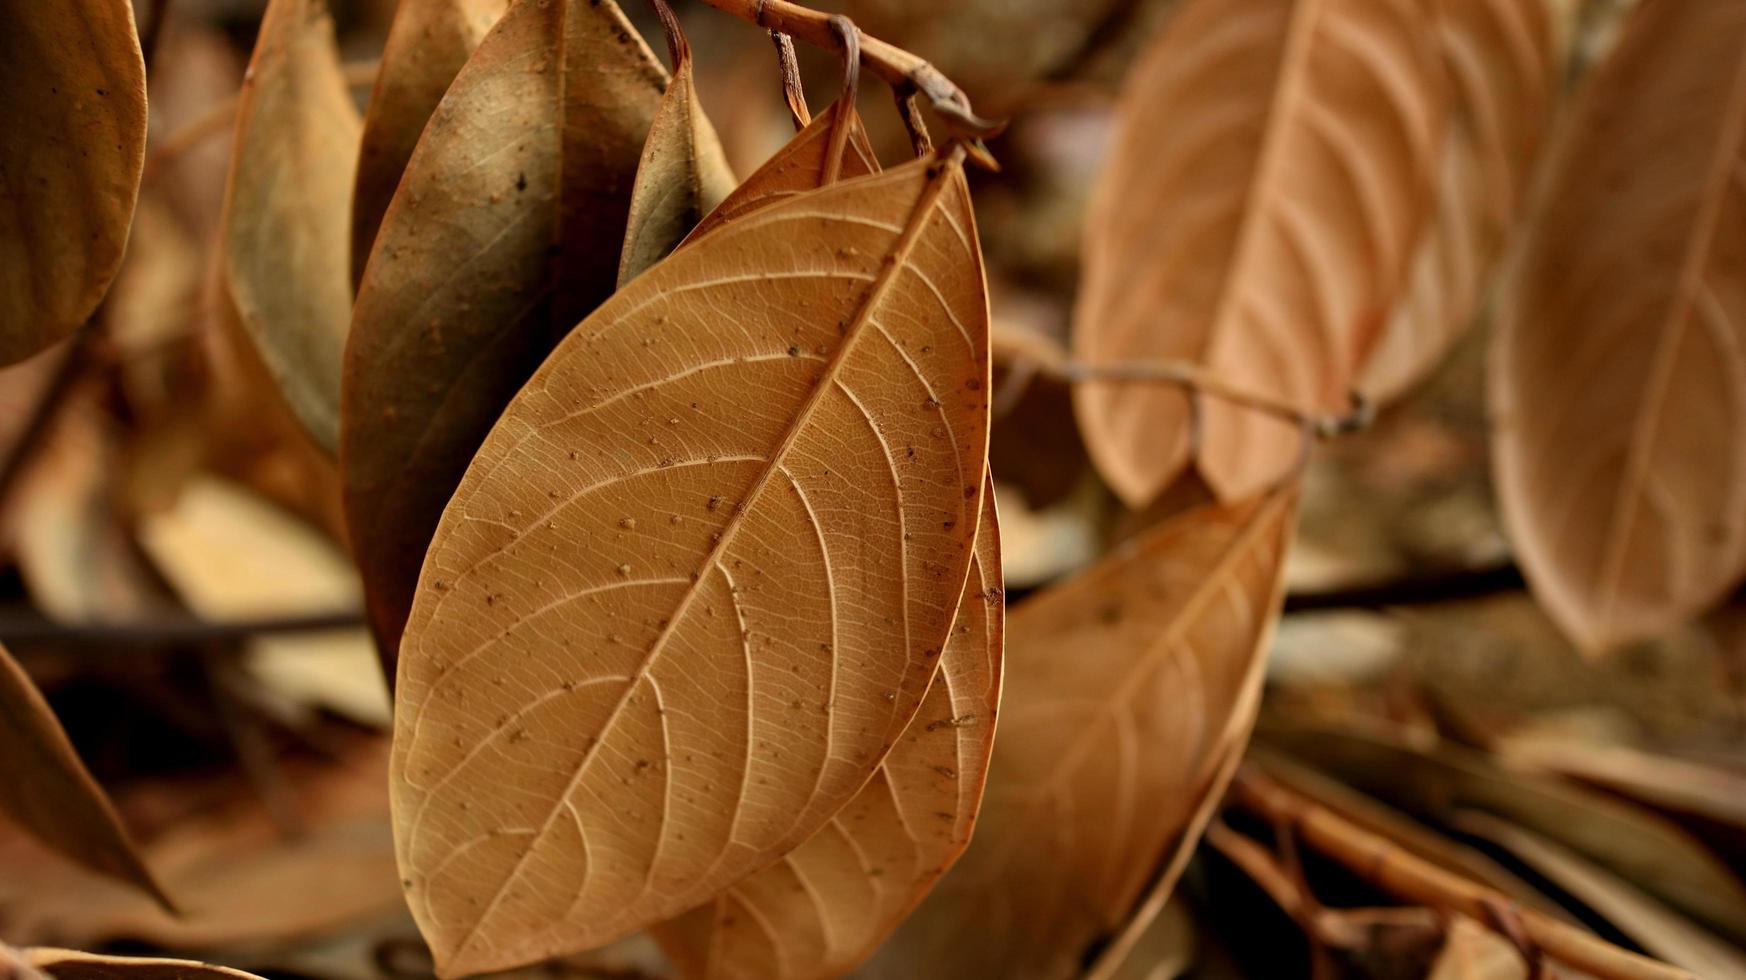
0 0 146 366
1361 0 1563 401
1491 0 1746 651
864 487 1297 980
0 641 169 910
343 0 669 656
683 98 880 246
653 491 1002 980
1074 0 1444 505
391 150 990 975
615 15 735 287
221 0 362 452
1455 811 1746 978
1427 915 1529 980
351 0 510 286
18 948 266 980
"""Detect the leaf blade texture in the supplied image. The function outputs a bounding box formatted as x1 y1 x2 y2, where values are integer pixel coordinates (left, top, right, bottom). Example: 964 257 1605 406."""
221 0 361 452
1360 0 1562 401
864 486 1297 980
342 0 669 657
351 0 510 286
390 150 991 975
0 642 169 910
0 0 146 366
1073 0 1445 504
1491 0 1746 651
653 489 1003 980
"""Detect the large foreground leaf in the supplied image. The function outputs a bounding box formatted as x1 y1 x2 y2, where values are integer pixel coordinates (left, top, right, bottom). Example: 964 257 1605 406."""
351 0 509 285
1073 0 1444 504
0 642 168 909
654 492 1002 980
391 150 990 975
1491 0 1746 650
0 0 146 365
1360 0 1562 401
222 0 361 451
343 0 674 657
864 487 1296 980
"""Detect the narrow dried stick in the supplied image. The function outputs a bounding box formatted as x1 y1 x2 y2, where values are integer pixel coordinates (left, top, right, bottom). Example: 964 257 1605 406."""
1229 767 1695 980
991 324 1370 438
696 0 1002 139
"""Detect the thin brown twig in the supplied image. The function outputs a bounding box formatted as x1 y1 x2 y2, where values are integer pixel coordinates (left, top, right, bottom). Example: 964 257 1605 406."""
139 0 173 72
1283 563 1526 614
696 0 1003 140
1228 766 1695 980
0 609 366 649
769 31 810 129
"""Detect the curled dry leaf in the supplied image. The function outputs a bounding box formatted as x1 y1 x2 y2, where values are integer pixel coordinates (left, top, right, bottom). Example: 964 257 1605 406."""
0 0 146 366
351 0 510 286
343 0 670 657
654 491 1002 980
1491 1 1746 651
1360 0 1563 402
222 0 362 452
19 948 266 980
390 149 990 975
683 97 879 245
1454 810 1746 978
1426 915 1529 980
1073 0 1444 505
616 11 735 287
0 641 169 910
864 487 1297 980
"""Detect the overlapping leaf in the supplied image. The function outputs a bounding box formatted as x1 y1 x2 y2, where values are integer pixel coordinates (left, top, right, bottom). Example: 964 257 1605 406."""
1361 0 1562 401
1491 0 1746 650
390 149 990 975
863 487 1297 980
351 0 510 285
0 0 146 366
343 0 685 656
14 948 266 980
654 491 1001 980
221 0 361 452
0 641 168 909
1073 0 1444 504
616 15 735 286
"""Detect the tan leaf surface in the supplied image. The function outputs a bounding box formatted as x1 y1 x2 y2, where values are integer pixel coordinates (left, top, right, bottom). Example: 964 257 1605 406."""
0 0 146 366
615 18 735 287
351 0 510 286
342 0 669 657
1454 811 1746 978
1360 0 1562 401
390 150 990 975
653 491 1002 980
221 0 361 452
1073 0 1444 505
21 949 266 980
683 98 879 245
864 487 1298 980
0 641 168 909
1490 1 1746 651
1427 915 1529 980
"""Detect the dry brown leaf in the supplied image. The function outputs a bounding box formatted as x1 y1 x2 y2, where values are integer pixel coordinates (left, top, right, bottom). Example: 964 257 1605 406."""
1491 1 1746 651
1454 811 1746 978
1360 0 1563 401
682 97 879 245
1427 915 1529 980
1496 736 1746 830
864 486 1297 980
1269 721 1746 944
20 948 266 980
0 641 168 910
221 0 362 453
653 491 1002 980
351 0 510 287
0 0 146 366
391 149 990 975
615 13 735 287
342 0 670 657
1073 0 1445 505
